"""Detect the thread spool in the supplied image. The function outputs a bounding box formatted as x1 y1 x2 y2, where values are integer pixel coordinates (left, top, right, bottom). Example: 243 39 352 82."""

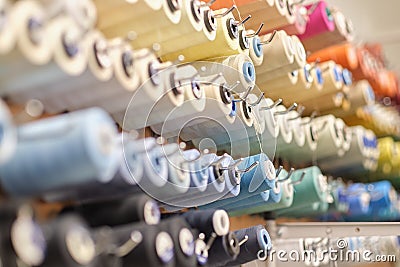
113 223 175 267
237 24 250 55
214 189 270 211
61 39 140 116
233 0 274 32
213 154 276 207
135 138 169 194
260 0 296 31
38 30 114 113
257 71 298 92
159 217 196 267
348 80 376 108
250 0 288 33
248 171 294 214
276 5 307 35
297 1 335 40
133 0 204 52
0 0 15 55
40 215 96 267
308 43 358 70
0 99 16 164
259 35 306 80
321 61 343 92
283 117 318 163
99 0 182 40
0 108 120 197
277 110 306 156
0 0 51 75
157 143 191 201
183 149 210 192
318 126 371 175
162 7 239 62
141 69 186 128
343 183 371 217
366 181 397 217
40 0 97 31
178 83 235 141
70 195 160 228
158 2 217 56
151 78 207 137
170 153 227 207
5 15 88 104
313 115 343 159
277 166 329 213
93 0 162 29
256 30 294 73
194 54 256 94
276 105 293 145
301 10 351 52
182 209 230 236
248 31 263 66
0 204 47 267
44 135 146 203
207 232 240 267
0 1 53 96
226 226 271 266
113 50 167 130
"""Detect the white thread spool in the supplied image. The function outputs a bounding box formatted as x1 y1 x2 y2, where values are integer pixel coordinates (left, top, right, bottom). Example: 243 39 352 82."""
178 83 234 141
0 99 17 164
284 117 318 163
248 31 263 66
162 7 239 62
116 63 182 130
276 105 293 145
40 0 97 30
4 16 88 104
260 35 306 81
337 118 352 156
237 24 250 55
151 84 206 137
313 115 343 159
40 30 114 113
256 30 294 74
318 126 370 174
0 0 15 55
0 0 52 93
192 54 256 94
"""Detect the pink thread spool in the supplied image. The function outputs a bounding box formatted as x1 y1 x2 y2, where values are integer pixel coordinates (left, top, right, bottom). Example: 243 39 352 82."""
276 6 308 35
297 1 335 40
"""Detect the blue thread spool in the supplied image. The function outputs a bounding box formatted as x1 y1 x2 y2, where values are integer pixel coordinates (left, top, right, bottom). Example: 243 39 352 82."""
366 181 398 219
138 138 169 193
0 99 17 165
345 183 371 218
199 154 275 209
0 108 120 197
218 190 270 212
170 153 226 207
44 137 145 202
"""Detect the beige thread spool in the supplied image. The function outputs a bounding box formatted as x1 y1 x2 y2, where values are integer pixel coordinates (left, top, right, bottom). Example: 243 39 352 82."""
257 69 298 91
256 30 294 74
158 3 217 59
246 0 287 32
100 0 182 39
162 7 239 62
133 0 204 51
259 35 305 80
0 0 15 55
